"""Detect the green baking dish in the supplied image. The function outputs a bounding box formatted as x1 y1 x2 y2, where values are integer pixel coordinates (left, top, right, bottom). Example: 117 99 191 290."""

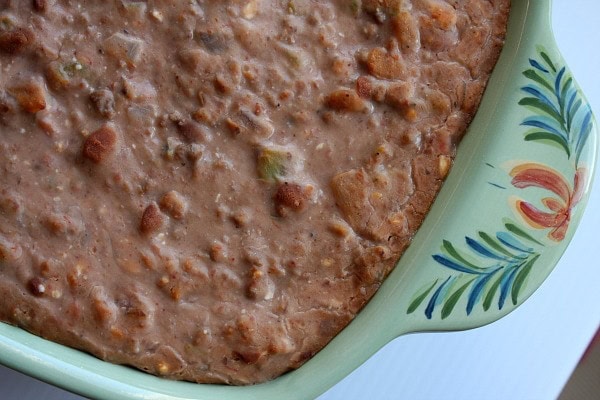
0 1 597 399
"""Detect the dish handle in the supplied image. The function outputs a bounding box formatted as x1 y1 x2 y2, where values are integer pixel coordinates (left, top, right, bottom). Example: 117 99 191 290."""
381 0 598 338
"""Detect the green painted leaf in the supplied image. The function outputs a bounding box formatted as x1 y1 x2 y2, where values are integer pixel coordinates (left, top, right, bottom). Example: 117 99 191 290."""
568 98 583 130
483 273 504 311
561 76 573 98
540 51 556 72
522 69 554 92
441 240 482 270
524 131 571 155
511 254 540 305
441 278 476 319
407 280 438 314
518 97 563 124
505 222 544 246
478 231 521 260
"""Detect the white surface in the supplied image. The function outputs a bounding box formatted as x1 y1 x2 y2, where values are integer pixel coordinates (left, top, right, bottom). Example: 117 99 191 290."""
1 2 599 399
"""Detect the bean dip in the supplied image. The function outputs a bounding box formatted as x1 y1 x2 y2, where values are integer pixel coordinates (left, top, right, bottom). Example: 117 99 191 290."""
0 0 510 384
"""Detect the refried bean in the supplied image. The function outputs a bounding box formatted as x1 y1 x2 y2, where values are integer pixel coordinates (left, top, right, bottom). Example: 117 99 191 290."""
0 0 510 384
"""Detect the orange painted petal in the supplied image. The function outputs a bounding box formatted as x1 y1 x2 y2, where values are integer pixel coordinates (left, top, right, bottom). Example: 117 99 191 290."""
511 163 571 203
517 200 563 229
549 217 570 242
542 197 566 212
571 167 588 206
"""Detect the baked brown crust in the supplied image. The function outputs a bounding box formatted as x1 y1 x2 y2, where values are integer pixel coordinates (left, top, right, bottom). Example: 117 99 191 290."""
0 0 510 384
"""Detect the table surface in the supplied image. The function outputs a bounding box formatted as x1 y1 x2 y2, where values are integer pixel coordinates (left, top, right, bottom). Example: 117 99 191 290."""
2 1 599 399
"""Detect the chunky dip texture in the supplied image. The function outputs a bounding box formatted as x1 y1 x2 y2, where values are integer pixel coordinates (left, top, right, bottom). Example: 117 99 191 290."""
0 0 509 384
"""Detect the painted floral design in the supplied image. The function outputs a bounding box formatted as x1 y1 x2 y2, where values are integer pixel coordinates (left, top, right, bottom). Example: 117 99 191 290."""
519 50 593 166
407 48 594 320
510 163 586 242
510 47 592 240
407 220 542 320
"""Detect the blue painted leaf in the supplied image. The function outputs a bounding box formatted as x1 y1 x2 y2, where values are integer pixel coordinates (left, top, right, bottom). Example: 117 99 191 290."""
478 231 523 260
566 89 577 113
578 107 593 142
521 86 557 109
521 117 567 140
529 58 549 73
504 222 544 246
425 276 453 319
558 75 572 118
407 280 439 314
496 232 534 253
511 255 540 305
483 273 504 311
498 267 521 309
441 278 477 319
519 97 562 123
465 237 509 261
467 269 502 315
576 108 594 165
540 51 556 72
522 69 553 92
524 131 570 156
432 254 485 275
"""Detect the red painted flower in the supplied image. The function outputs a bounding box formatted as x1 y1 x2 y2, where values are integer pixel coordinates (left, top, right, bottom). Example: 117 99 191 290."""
510 163 587 242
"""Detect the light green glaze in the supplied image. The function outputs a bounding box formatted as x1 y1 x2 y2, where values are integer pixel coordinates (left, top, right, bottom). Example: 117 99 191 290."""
0 1 596 399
